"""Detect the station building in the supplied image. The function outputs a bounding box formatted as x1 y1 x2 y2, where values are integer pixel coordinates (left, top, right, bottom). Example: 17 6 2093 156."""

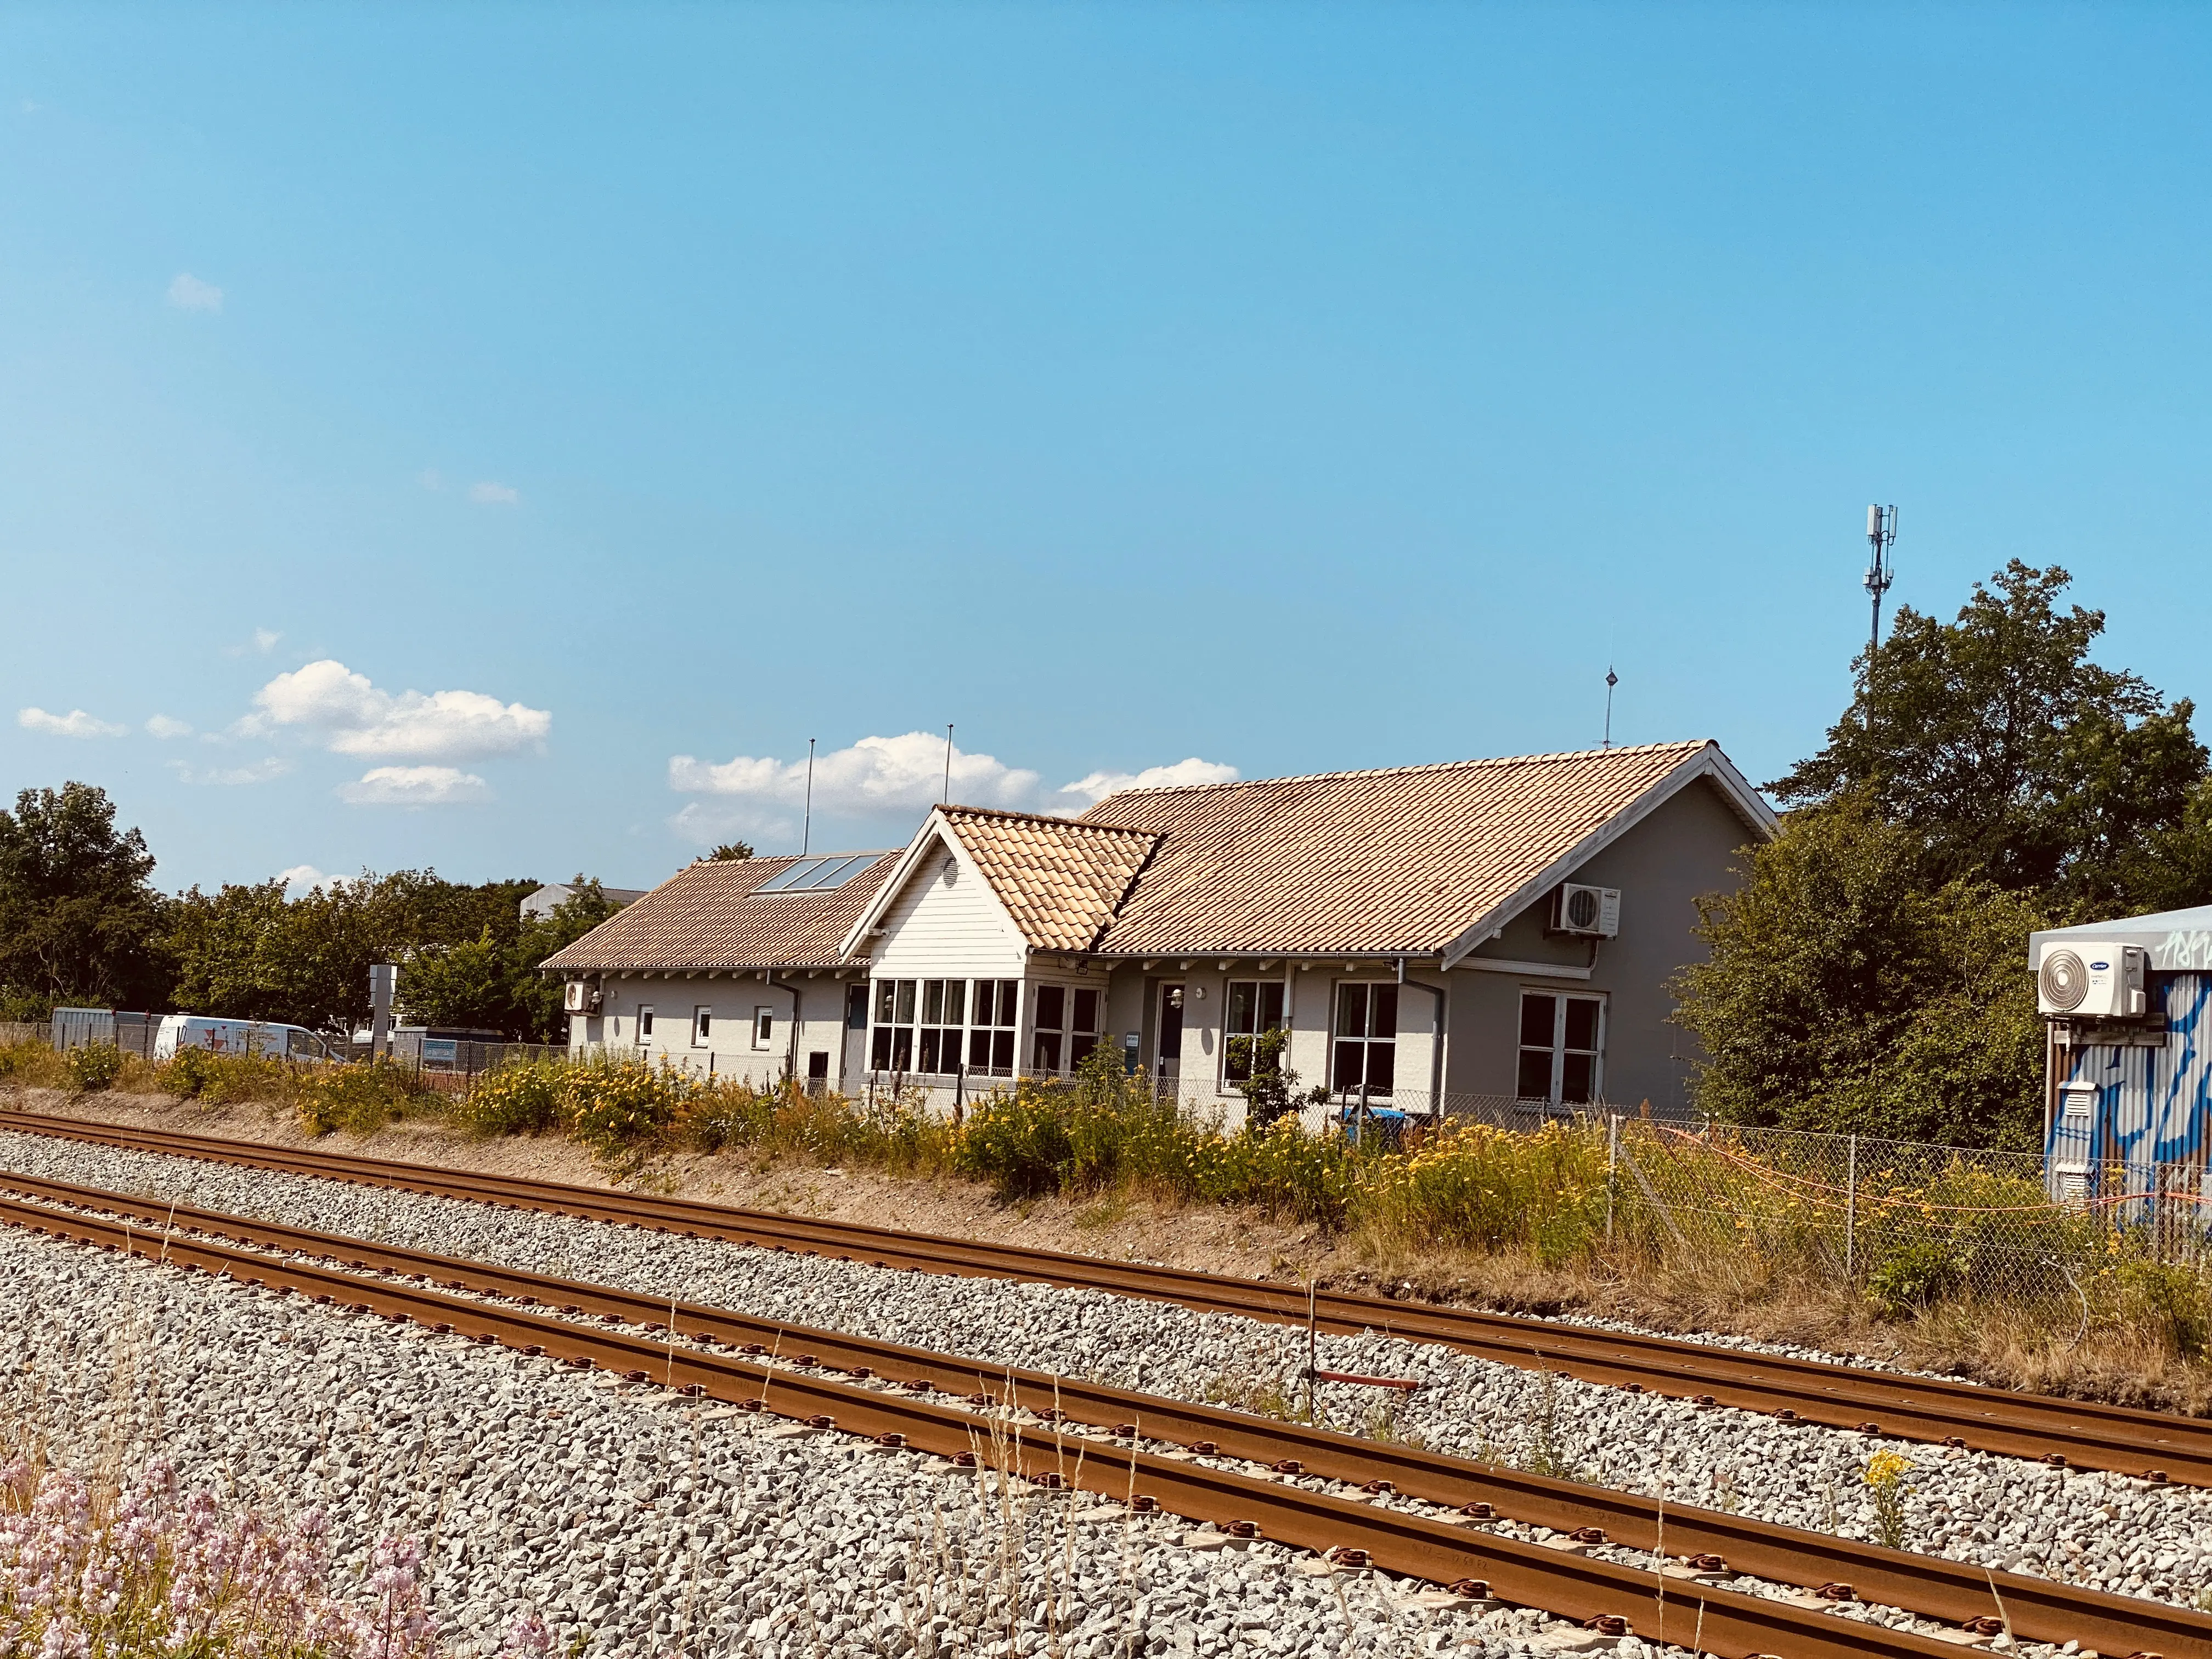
541 740 1775 1126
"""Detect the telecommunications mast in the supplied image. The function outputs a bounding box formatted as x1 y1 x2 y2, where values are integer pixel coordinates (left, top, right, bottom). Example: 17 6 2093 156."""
1864 503 1898 659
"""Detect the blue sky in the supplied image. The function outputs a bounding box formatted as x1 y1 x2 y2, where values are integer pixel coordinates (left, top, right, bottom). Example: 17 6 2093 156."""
5 4 2211 893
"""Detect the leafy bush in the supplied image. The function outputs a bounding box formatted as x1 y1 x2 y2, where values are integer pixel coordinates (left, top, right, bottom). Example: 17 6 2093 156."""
558 1057 686 1161
1869 1239 1964 1316
2116 1258 2212 1359
460 1058 569 1136
157 1047 300 1105
297 1059 436 1137
63 1042 124 1093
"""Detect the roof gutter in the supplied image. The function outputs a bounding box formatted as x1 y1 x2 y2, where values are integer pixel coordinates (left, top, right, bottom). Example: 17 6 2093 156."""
1396 956 1447 1121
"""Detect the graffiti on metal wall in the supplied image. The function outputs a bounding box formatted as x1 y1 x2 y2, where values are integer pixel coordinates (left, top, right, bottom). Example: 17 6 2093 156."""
2055 972 2212 1169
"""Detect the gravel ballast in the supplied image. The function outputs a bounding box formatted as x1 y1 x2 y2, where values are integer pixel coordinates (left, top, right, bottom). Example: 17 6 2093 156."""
2 1226 1572 1659
1 1125 2202 1613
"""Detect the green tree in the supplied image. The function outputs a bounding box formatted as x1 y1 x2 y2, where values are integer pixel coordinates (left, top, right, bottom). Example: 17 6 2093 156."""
167 869 549 1034
0 783 171 1009
509 878 624 1041
701 842 755 863
1772 560 2212 911
1674 798 2049 1150
396 929 514 1031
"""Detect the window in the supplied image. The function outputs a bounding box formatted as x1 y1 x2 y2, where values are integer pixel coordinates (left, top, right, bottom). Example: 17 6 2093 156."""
968 979 1018 1076
636 1006 654 1046
1224 980 1288 1086
1032 985 1065 1074
868 978 1016 1076
1516 992 1604 1105
917 977 966 1074
1330 983 1397 1097
845 983 869 1031
1070 988 1101 1070
753 1006 774 1051
692 1007 712 1048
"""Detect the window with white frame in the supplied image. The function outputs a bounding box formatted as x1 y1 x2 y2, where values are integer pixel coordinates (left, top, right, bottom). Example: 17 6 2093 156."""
692 1007 712 1047
1223 980 1288 1086
1330 983 1397 1096
636 1005 654 1045
967 979 1017 1076
1516 991 1604 1105
869 978 1019 1076
918 977 966 1075
752 1006 774 1050
1029 986 1100 1075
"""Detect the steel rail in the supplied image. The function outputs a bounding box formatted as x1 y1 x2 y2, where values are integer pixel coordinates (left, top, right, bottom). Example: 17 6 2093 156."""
2 1107 2205 1489
3 1166 2200 1659
0 1193 2040 1659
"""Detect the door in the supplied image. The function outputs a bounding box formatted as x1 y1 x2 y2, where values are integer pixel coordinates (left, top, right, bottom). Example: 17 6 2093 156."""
1155 983 1185 1085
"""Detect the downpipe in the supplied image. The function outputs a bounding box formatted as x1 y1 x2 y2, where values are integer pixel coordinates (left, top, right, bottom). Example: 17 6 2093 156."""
1396 956 1448 1123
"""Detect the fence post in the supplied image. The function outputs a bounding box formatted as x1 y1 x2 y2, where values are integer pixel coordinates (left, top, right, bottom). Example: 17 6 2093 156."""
1605 1113 1620 1246
1845 1133 1858 1278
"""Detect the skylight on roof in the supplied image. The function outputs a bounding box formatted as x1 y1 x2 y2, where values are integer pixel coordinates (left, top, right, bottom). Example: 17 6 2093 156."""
753 853 877 894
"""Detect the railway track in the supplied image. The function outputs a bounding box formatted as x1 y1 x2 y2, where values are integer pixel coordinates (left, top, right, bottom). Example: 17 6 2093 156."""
3 1107 2204 1491
1 1163 2201 1659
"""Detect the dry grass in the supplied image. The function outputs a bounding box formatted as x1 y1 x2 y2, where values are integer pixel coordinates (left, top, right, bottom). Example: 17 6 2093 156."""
1329 1236 2212 1416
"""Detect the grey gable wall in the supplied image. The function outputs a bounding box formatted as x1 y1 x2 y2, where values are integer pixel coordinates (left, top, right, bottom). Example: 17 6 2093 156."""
1443 775 1756 1115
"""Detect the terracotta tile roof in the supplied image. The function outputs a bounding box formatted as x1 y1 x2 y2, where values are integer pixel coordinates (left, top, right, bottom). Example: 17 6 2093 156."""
936 806 1161 953
1077 741 1750 957
539 853 898 973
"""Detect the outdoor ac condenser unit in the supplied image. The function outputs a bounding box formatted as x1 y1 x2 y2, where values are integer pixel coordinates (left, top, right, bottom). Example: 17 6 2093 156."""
562 980 603 1015
2038 941 2148 1018
1551 883 1621 938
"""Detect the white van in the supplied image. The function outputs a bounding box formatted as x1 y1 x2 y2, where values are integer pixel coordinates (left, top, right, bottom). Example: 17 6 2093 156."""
154 1016 332 1062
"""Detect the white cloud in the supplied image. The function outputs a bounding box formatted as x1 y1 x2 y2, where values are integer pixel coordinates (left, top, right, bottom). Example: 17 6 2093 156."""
1053 757 1241 808
340 765 490 808
221 628 283 659
248 659 550 761
19 707 126 739
144 714 194 740
468 481 519 506
169 757 289 786
167 272 223 312
277 864 333 895
667 732 1237 841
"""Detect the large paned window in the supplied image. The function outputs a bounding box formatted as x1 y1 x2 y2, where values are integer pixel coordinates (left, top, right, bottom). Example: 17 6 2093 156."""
870 978 1018 1076
1330 983 1397 1096
1516 992 1604 1105
1223 980 1288 1086
1029 986 1101 1075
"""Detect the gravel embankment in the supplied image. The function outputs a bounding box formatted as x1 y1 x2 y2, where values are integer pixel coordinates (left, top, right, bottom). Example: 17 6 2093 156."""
2 1126 2203 1612
2 1227 1553 1659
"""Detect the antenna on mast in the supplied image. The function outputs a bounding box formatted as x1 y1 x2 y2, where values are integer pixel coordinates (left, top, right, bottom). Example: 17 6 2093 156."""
1602 667 1618 749
800 737 816 856
1864 503 1899 659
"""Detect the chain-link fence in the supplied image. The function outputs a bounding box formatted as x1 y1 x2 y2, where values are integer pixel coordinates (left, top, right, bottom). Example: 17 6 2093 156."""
1592 1115 2183 1305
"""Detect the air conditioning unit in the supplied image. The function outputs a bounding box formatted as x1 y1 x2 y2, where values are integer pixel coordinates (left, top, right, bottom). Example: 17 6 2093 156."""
562 980 603 1015
2038 942 2148 1019
1551 883 1621 938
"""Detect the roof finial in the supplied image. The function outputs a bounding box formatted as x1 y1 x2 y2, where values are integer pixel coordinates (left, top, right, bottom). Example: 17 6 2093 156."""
943 723 953 806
